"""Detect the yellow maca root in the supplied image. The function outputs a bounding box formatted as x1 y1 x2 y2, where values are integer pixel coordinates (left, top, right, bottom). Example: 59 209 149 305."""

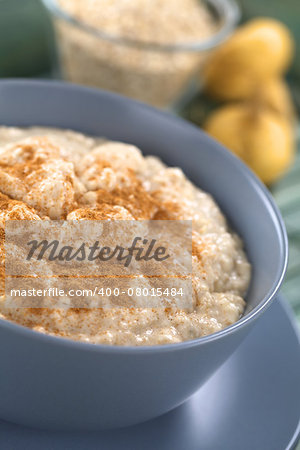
204 18 295 101
204 103 294 184
247 110 294 184
203 104 246 159
256 78 295 120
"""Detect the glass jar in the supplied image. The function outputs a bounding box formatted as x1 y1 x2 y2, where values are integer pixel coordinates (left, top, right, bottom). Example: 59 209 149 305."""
42 0 239 109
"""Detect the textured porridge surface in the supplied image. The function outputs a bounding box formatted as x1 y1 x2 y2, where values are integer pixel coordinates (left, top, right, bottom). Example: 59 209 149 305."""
0 127 250 346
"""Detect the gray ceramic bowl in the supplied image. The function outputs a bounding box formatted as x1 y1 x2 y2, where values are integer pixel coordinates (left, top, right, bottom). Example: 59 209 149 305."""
0 80 287 431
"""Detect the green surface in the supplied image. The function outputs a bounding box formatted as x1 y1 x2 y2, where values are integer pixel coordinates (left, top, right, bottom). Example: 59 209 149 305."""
272 129 300 323
0 0 55 77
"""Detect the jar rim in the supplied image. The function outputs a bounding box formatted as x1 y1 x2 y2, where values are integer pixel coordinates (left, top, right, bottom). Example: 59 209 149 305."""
42 0 240 52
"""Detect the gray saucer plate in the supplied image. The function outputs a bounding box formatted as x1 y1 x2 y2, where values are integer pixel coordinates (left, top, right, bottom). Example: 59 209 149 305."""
0 295 299 450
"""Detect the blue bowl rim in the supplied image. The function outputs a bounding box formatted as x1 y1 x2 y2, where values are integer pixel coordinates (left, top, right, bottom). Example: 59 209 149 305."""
0 79 288 354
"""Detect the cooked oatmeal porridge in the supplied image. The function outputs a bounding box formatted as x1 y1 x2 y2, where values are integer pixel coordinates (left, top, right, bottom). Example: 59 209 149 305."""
0 127 250 345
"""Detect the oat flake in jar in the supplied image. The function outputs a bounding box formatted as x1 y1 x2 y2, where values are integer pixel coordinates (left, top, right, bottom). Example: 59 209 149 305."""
42 0 239 108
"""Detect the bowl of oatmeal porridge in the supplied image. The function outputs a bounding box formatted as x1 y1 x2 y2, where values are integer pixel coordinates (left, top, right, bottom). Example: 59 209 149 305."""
42 0 239 108
0 80 287 430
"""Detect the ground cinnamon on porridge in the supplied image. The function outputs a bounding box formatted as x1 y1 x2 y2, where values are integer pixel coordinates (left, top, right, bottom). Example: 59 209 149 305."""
0 126 251 346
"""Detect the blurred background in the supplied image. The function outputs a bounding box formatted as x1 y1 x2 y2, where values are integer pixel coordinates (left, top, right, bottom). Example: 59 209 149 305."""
0 0 299 321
